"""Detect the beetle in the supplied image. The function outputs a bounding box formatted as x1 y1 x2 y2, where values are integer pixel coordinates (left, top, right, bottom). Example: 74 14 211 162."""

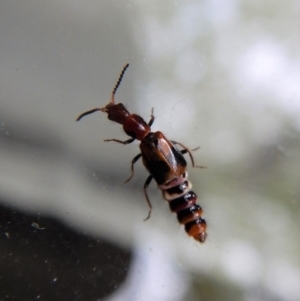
77 64 207 242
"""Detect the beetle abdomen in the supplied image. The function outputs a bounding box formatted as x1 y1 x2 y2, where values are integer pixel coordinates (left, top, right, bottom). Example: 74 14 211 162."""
159 175 207 243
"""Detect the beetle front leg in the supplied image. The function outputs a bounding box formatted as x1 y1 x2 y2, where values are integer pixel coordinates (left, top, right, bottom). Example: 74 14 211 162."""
148 108 155 127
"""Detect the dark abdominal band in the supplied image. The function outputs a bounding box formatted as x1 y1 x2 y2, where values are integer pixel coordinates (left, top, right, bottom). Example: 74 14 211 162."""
163 180 207 243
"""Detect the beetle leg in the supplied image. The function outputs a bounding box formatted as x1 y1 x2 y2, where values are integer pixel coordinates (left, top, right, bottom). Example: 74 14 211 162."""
124 153 143 184
148 108 155 127
143 175 153 221
104 138 135 144
171 140 198 167
171 141 205 168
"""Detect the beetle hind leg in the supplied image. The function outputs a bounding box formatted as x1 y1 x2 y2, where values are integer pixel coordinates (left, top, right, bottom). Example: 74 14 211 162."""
143 175 153 221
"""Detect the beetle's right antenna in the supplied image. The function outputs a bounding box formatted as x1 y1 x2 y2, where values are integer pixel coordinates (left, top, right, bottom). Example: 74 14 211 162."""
111 63 129 104
76 64 130 122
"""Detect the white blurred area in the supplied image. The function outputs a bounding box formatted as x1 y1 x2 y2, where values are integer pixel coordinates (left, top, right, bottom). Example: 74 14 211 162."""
1 0 299 300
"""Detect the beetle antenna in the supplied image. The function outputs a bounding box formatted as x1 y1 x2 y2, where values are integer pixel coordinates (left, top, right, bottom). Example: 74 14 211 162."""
111 63 129 104
76 108 101 121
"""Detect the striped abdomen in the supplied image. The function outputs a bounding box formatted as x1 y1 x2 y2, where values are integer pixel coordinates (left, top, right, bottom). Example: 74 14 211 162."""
159 172 207 243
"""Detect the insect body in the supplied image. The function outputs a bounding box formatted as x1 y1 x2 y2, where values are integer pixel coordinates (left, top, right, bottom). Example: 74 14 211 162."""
77 64 207 243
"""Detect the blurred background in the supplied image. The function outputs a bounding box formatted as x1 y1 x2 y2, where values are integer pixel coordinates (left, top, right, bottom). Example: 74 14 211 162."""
1 0 299 300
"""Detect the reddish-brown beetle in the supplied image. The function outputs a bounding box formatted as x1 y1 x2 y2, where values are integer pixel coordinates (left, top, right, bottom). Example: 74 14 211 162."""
77 64 207 243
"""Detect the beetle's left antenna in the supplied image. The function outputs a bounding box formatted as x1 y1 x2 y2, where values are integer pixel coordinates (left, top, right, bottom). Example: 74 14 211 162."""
76 108 101 121
76 64 129 121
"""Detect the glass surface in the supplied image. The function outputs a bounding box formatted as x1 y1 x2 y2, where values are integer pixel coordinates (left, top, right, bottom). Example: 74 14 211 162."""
1 1 299 300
